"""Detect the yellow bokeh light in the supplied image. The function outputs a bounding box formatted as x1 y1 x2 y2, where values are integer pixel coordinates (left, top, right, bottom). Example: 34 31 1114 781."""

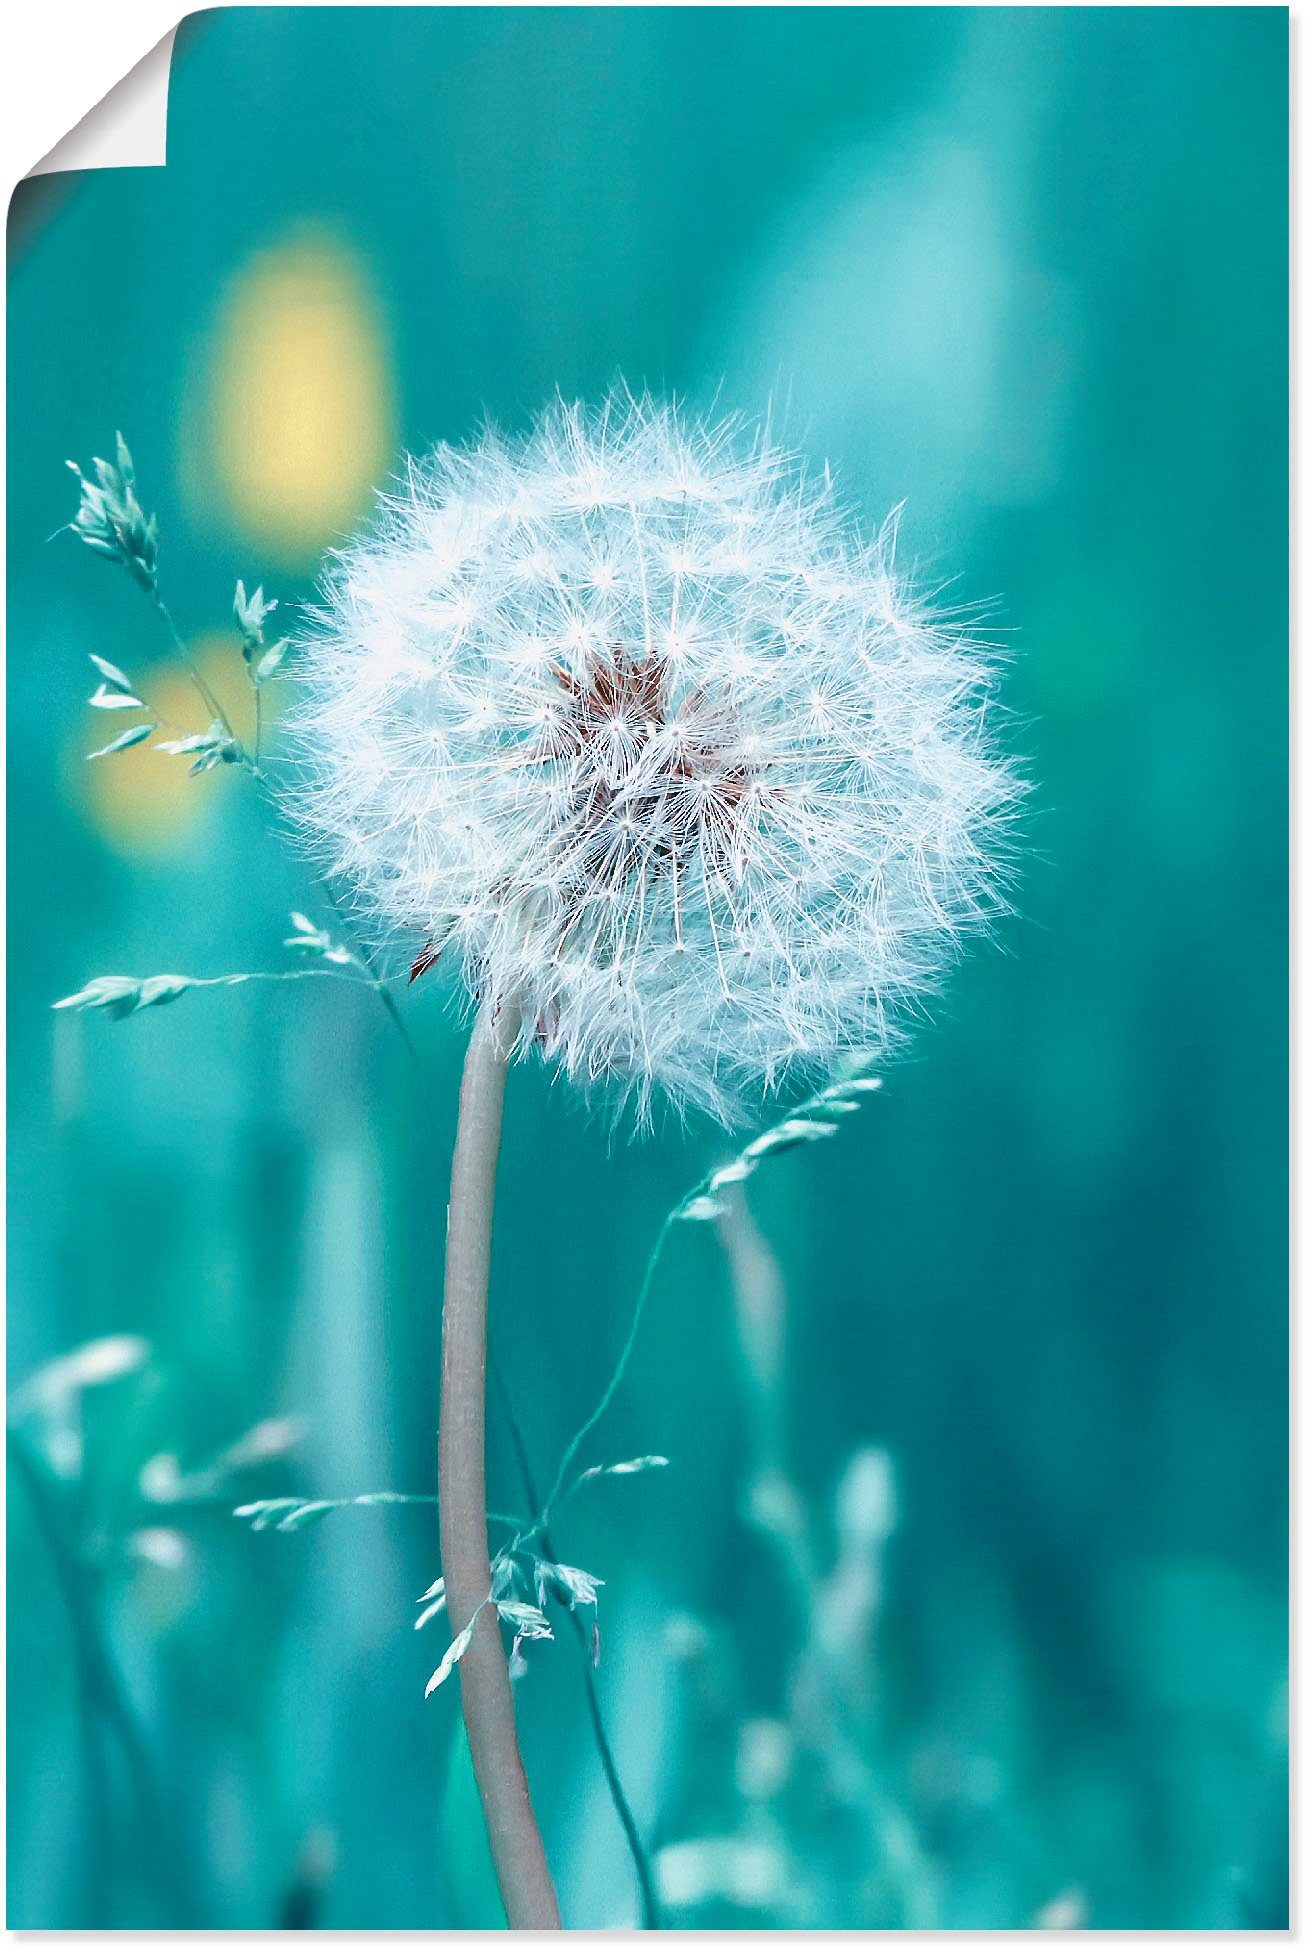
75 634 275 858
196 228 394 564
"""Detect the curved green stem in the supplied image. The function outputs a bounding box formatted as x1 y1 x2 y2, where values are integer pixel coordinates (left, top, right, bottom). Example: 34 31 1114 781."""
541 1214 675 1521
151 594 241 748
492 1359 662 1928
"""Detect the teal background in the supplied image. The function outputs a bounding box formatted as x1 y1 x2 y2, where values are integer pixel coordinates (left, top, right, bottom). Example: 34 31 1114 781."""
7 7 1286 1929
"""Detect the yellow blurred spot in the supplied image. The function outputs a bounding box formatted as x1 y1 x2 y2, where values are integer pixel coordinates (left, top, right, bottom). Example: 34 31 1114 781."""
197 229 394 564
75 634 272 858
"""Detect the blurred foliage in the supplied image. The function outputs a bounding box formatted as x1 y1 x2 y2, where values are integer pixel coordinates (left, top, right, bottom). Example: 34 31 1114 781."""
7 6 1284 1930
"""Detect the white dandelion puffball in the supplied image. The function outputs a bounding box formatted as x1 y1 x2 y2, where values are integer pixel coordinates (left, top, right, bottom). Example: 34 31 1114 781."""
286 396 1021 1122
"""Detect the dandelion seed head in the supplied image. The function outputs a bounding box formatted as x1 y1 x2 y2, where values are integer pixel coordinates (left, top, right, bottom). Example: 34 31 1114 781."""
284 395 1023 1122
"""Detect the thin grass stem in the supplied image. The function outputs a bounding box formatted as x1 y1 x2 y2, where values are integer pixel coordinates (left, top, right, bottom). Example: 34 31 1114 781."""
491 1358 662 1928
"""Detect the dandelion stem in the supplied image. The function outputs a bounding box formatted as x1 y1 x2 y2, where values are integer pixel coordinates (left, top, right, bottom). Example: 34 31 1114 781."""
439 999 561 1930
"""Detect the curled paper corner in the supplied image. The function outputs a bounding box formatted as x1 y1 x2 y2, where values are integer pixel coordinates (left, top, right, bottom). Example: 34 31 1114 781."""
28 27 178 177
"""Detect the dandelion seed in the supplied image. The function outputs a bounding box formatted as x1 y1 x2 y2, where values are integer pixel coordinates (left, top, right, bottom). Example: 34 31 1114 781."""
283 395 1021 1123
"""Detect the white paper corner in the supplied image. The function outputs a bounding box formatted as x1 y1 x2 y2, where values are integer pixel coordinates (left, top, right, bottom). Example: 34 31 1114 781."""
28 26 178 177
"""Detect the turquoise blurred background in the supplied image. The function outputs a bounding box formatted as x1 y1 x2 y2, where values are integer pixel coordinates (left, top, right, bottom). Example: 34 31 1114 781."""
7 6 1285 1929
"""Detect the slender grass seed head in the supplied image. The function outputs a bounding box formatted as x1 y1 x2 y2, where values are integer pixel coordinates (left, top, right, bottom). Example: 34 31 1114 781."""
285 395 1022 1121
